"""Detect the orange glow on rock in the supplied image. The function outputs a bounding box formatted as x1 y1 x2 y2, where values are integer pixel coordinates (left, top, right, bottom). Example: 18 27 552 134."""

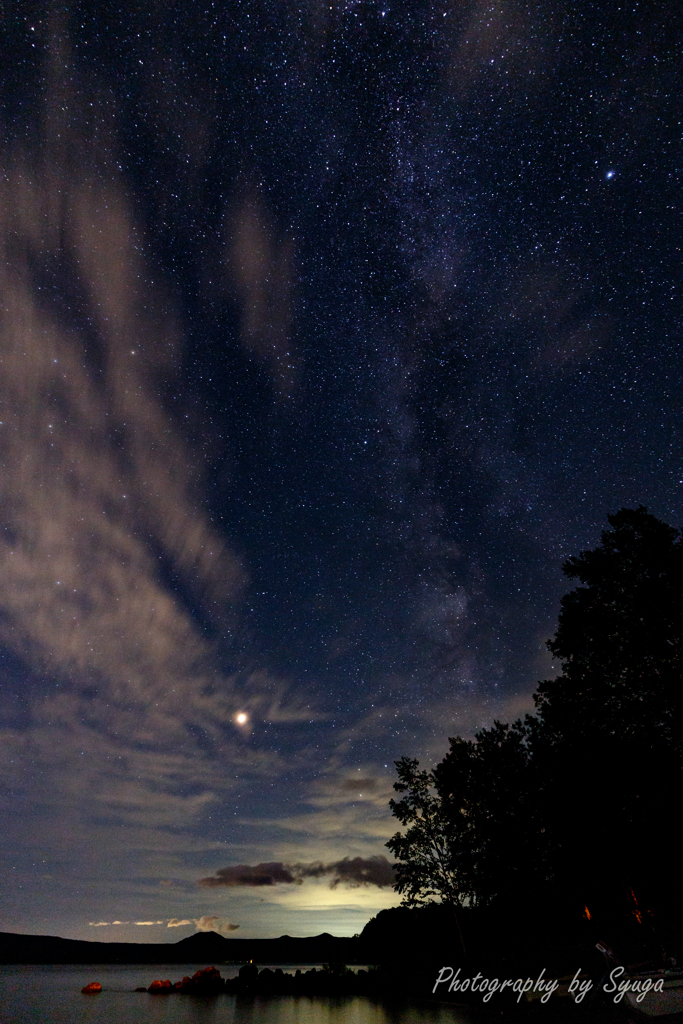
148 979 173 992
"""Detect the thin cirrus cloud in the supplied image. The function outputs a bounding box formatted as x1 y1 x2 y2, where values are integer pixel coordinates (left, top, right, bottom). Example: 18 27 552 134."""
0 44 290 876
227 189 298 397
198 856 396 890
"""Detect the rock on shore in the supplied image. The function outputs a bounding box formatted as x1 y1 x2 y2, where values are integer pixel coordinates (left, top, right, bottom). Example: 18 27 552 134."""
140 963 380 996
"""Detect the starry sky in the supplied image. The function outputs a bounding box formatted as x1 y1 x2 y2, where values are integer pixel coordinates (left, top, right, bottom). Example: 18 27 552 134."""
0 0 680 941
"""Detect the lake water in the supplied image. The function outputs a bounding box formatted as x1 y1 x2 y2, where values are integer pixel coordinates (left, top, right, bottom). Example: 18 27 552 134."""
0 965 476 1024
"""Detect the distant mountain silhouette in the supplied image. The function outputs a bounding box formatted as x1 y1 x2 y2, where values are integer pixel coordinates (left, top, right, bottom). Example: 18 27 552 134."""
0 928 367 965
0 909 476 966
173 931 232 954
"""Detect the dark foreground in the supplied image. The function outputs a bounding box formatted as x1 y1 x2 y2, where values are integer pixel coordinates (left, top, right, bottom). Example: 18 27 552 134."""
119 962 683 1021
4 904 682 1021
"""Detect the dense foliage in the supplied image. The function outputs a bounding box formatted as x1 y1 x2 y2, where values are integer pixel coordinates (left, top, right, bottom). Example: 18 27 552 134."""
387 508 683 951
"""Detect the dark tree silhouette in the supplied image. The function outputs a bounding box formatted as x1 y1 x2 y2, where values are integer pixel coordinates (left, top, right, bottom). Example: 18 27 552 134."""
386 756 469 954
387 756 469 907
535 505 683 750
435 719 546 909
532 507 683 939
388 508 683 954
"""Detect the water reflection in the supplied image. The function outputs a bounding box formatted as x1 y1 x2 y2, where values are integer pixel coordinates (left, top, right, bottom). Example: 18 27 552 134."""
0 966 473 1024
232 996 469 1024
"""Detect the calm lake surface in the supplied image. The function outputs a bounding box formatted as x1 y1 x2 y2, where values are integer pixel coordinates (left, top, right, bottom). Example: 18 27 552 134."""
0 965 476 1024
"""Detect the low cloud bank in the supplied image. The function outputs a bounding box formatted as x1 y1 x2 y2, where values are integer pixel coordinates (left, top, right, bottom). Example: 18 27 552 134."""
89 916 239 933
198 855 396 890
198 862 297 887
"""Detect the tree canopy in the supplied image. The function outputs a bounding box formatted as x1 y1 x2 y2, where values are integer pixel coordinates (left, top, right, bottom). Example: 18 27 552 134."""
387 756 470 908
535 505 683 750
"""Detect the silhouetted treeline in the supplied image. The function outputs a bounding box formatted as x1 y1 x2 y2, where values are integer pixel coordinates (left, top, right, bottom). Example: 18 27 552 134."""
389 508 683 963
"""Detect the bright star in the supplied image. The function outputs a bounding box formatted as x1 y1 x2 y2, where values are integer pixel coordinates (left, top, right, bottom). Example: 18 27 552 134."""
235 712 248 726
606 170 615 179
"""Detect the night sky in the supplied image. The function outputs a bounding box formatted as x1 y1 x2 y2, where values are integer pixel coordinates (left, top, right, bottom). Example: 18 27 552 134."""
0 0 681 941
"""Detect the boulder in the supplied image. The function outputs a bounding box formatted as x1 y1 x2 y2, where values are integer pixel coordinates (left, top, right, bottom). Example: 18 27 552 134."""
148 979 173 993
172 966 224 994
173 975 194 991
239 962 259 983
189 966 224 993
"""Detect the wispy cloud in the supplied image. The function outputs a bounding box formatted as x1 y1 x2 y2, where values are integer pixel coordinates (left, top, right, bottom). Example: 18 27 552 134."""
228 189 298 396
0 45 303 888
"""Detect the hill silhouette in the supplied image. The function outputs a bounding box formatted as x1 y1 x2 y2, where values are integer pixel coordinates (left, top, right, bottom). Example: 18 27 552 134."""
0 928 366 965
